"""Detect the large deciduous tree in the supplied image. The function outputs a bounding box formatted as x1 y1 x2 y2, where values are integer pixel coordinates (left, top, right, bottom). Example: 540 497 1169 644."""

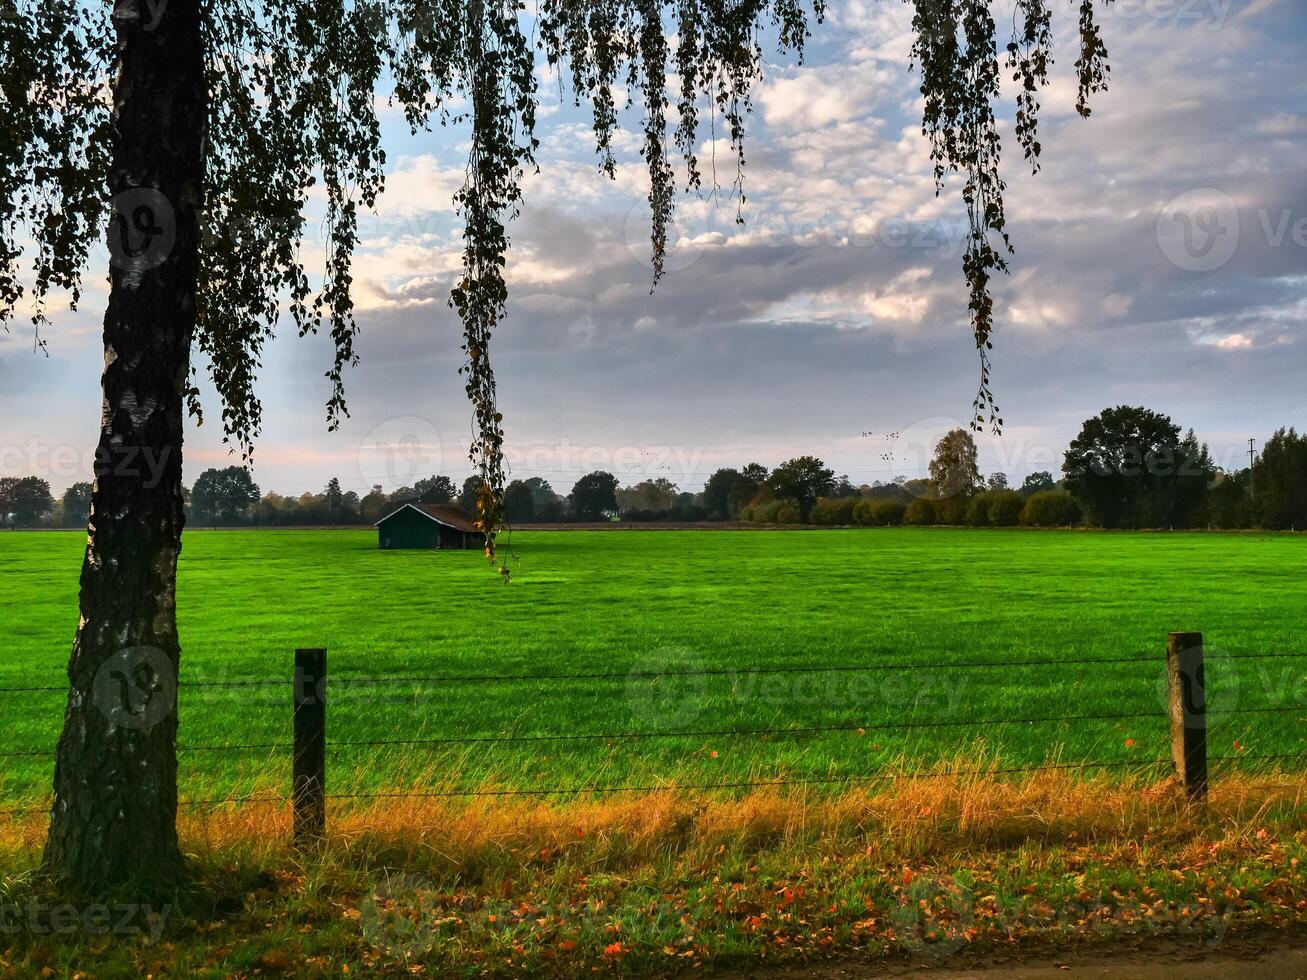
1063 406 1214 528
568 471 620 521
703 468 744 520
60 481 95 528
0 475 55 526
1253 429 1307 530
767 456 835 522
928 428 982 500
190 466 261 526
3 0 1114 892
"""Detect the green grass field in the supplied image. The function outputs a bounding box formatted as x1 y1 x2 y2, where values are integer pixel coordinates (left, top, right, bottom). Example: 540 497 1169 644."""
1 528 1304 807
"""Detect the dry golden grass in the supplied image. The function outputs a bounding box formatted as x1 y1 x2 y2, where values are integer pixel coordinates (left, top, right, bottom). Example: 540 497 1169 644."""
5 758 1303 872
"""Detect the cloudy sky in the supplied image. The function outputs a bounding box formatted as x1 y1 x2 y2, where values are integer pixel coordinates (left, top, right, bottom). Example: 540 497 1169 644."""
2 0 1304 497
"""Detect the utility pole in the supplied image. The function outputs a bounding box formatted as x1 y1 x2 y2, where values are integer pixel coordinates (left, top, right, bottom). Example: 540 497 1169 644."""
1248 438 1257 500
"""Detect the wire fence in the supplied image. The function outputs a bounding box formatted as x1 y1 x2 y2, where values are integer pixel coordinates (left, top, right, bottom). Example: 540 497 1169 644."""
0 646 1303 829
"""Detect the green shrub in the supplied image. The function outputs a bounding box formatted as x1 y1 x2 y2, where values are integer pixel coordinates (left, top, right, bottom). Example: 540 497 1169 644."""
854 499 906 526
742 499 788 524
810 497 858 525
966 492 993 526
776 502 802 524
904 497 937 526
988 490 1024 526
1020 489 1081 527
933 495 969 525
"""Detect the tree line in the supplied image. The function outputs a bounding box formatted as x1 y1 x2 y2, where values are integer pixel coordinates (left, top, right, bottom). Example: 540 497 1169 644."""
5 407 1306 531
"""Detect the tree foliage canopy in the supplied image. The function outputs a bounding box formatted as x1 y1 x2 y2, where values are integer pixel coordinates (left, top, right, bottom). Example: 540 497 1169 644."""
568 470 620 520
2 0 1114 550
190 465 260 524
1063 406 1214 529
929 428 982 500
767 455 835 520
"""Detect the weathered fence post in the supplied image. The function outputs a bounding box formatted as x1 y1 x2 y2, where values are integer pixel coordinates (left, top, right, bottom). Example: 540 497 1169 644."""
1166 632 1207 802
293 647 327 845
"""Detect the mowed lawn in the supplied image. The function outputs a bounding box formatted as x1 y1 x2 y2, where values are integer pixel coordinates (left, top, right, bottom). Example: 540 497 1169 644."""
1 527 1304 806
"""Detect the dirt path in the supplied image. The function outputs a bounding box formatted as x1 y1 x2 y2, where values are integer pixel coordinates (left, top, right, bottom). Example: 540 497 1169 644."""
717 932 1307 979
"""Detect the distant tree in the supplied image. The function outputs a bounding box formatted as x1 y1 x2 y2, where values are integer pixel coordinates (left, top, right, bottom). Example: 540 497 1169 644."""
190 467 260 526
986 472 1009 492
341 490 361 520
1207 470 1253 529
0 476 54 527
702 468 743 520
504 479 537 522
1019 471 1056 497
617 478 678 515
731 463 770 516
1253 429 1307 530
989 490 1024 526
904 497 938 526
296 490 327 524
966 492 994 526
1020 489 1082 527
523 478 564 522
61 482 94 528
767 456 835 522
0 477 20 526
360 485 389 524
854 499 907 526
569 472 619 521
415 475 457 504
864 480 912 503
324 477 344 523
252 492 280 526
457 475 482 514
810 497 857 525
1064 406 1212 528
928 429 982 500
1172 429 1216 527
902 478 933 500
831 475 859 498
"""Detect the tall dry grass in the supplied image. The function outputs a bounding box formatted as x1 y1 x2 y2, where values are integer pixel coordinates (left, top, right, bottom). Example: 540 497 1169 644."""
5 756 1302 875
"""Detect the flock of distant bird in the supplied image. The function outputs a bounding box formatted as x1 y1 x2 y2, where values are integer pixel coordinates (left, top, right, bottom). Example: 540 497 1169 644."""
861 430 901 463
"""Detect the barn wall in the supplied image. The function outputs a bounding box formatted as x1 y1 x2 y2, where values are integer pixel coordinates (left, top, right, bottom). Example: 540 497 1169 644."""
378 507 476 549
378 508 441 549
437 524 475 549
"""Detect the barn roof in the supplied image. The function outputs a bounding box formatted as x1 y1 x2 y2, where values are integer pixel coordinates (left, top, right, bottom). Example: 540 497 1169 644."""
375 502 480 533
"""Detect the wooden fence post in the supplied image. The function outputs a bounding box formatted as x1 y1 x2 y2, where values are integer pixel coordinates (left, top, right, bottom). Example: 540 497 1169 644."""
1166 632 1207 802
293 647 327 845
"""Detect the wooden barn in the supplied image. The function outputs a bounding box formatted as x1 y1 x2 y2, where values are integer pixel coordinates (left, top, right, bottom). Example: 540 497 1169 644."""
375 503 481 551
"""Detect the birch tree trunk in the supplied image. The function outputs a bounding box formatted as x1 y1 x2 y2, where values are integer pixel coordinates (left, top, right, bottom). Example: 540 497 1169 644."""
44 0 206 892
